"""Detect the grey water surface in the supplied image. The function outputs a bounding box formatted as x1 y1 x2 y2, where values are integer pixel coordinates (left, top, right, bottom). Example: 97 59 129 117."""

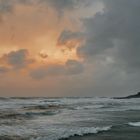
0 97 140 140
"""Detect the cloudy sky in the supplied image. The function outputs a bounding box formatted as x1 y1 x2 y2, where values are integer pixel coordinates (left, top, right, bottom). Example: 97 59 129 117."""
0 0 139 97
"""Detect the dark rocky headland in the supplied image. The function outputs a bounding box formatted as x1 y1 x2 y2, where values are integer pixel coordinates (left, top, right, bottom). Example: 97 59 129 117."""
114 92 140 99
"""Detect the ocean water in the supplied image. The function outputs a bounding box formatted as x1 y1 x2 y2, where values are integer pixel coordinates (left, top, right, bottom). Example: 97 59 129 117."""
0 97 140 140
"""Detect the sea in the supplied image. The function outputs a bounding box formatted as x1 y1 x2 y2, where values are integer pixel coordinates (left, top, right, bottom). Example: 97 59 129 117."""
0 97 140 140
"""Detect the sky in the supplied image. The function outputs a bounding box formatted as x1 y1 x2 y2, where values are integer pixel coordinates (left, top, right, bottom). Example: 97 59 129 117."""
0 0 140 97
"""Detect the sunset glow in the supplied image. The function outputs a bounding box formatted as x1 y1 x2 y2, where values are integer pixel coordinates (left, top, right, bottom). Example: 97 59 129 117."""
0 0 139 97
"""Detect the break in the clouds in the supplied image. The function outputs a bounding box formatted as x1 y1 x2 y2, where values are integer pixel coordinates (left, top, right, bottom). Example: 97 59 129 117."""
0 0 139 97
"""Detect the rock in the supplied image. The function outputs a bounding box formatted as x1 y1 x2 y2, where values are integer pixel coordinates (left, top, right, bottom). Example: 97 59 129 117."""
114 92 140 99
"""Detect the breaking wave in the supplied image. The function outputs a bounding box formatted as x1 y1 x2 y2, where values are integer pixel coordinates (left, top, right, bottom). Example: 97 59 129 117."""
0 126 112 140
128 122 140 127
58 126 112 140
33 126 112 140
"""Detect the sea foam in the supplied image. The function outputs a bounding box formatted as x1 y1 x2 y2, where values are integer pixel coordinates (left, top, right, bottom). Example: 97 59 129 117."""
32 126 112 140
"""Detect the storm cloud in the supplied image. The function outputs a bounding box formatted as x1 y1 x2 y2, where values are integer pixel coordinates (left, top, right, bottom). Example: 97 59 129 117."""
78 0 140 71
0 0 140 97
1 49 34 69
75 0 140 96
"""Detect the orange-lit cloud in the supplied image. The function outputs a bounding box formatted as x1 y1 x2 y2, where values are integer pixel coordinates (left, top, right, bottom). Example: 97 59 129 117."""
1 0 117 97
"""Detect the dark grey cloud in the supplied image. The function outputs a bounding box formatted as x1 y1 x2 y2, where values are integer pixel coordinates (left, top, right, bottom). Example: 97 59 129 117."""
0 0 99 16
34 0 140 96
0 0 97 19
1 49 34 69
0 0 13 13
46 0 75 10
0 0 13 22
57 30 83 49
40 0 95 15
30 59 84 79
0 66 9 74
18 0 35 5
78 0 140 71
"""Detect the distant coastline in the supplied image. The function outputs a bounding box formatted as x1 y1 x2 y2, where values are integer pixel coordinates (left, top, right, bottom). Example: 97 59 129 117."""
114 92 140 99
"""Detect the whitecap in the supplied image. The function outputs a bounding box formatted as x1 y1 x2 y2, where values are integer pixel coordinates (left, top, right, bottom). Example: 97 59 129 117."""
32 126 112 140
128 122 140 127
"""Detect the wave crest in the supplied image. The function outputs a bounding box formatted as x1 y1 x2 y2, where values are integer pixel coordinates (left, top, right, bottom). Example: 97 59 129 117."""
34 126 112 140
128 122 140 127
